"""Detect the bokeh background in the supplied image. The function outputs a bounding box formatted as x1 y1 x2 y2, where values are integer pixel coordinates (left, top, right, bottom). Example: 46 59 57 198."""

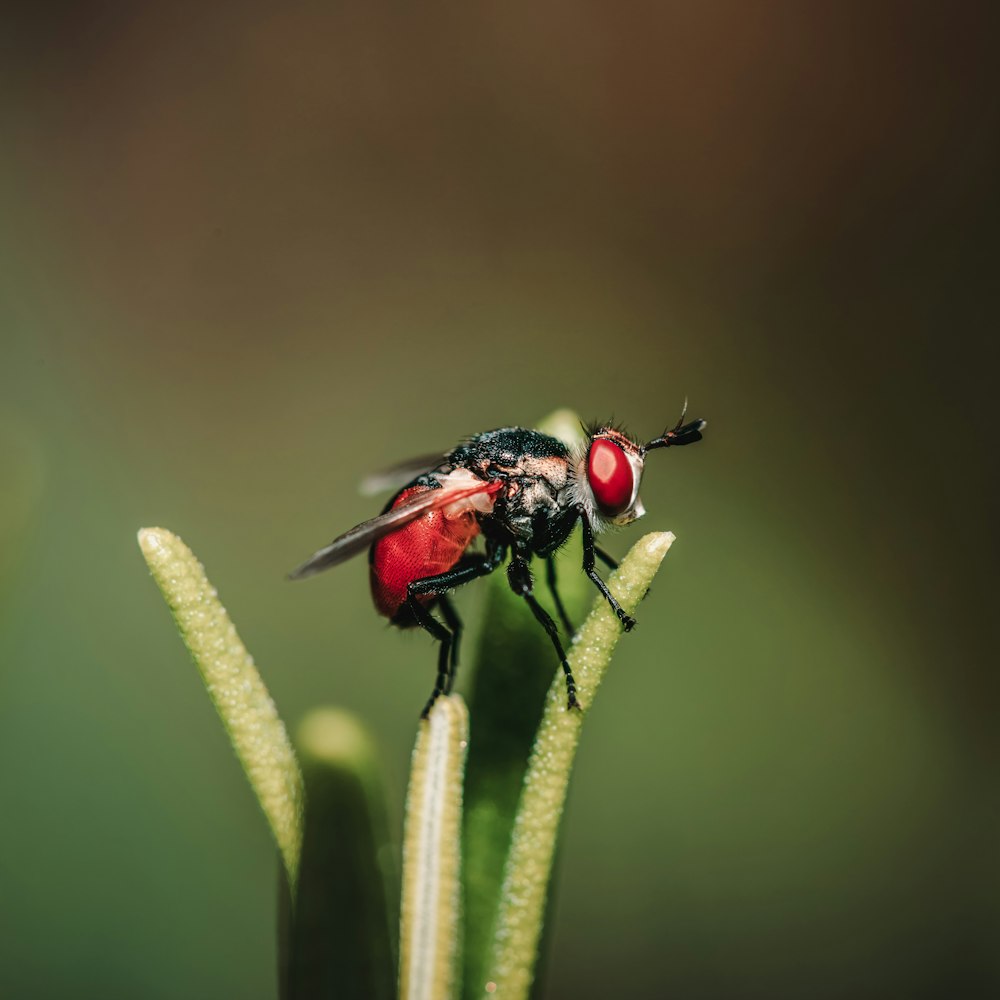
1 3 997 998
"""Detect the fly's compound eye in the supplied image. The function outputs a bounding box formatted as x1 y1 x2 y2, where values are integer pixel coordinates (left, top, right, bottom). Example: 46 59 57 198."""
587 439 635 516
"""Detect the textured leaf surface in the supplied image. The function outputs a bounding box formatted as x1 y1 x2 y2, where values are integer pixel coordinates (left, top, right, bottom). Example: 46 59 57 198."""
401 695 470 1000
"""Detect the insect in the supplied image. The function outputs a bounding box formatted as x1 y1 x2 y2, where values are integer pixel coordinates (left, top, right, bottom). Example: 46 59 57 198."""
290 406 705 717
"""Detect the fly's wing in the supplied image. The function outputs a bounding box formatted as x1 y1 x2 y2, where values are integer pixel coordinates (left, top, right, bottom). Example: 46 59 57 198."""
289 477 500 580
359 453 448 496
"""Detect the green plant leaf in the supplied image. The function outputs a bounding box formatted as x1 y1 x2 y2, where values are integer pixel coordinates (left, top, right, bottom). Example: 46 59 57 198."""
137 526 304 886
280 708 396 1000
482 531 675 999
400 694 470 1000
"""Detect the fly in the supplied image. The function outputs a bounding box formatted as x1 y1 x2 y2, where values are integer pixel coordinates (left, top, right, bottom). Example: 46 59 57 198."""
291 406 706 717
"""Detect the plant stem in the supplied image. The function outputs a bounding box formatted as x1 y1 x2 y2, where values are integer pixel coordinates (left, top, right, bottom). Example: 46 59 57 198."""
400 695 470 1000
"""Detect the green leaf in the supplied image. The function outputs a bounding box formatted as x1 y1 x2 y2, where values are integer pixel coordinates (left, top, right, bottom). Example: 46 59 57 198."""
280 708 396 1000
483 531 675 999
137 527 304 886
400 694 471 1000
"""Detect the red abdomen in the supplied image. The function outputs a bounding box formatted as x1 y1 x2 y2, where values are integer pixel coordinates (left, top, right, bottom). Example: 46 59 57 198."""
370 485 481 622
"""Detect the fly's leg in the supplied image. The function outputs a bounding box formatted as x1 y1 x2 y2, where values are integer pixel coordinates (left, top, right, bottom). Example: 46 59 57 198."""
578 509 636 631
594 545 618 571
405 600 454 719
544 535 618 636
508 554 581 711
407 543 506 716
437 595 461 693
544 556 574 637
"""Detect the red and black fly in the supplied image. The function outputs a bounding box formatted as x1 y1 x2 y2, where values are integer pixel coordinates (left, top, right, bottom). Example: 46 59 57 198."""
291 407 706 717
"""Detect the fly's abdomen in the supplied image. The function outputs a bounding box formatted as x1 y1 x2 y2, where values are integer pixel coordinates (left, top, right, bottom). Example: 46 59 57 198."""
369 485 480 621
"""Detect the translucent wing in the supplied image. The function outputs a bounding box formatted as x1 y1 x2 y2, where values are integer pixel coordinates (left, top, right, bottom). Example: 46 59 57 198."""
359 453 448 496
289 475 500 580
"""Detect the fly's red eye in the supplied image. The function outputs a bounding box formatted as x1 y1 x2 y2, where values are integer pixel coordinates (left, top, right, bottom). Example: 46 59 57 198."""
587 439 635 516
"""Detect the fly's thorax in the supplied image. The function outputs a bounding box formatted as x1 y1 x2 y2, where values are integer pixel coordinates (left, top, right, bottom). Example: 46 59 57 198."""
502 479 563 540
448 427 569 472
516 454 570 492
443 430 572 543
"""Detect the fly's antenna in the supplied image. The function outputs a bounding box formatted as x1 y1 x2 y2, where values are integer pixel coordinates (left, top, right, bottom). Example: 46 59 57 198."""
642 399 706 453
677 396 689 425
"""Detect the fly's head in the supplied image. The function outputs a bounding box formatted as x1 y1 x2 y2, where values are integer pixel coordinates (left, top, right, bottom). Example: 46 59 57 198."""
570 425 646 531
569 405 706 532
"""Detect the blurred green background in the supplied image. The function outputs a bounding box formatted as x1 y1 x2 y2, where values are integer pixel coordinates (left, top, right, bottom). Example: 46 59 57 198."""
1 3 996 998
